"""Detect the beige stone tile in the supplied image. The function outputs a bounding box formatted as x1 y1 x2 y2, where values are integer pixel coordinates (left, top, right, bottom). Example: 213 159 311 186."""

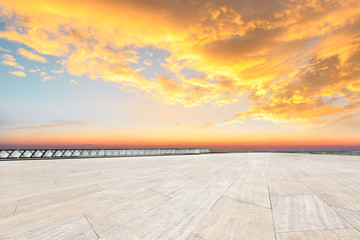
0 200 19 219
272 194 350 232
85 190 169 236
0 203 89 239
334 207 360 231
10 214 97 240
150 179 195 198
15 184 104 214
268 180 313 196
277 229 360 240
187 197 275 240
303 179 360 211
223 181 270 208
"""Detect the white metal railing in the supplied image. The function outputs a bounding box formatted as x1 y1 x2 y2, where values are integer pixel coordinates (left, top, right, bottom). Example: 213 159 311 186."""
0 148 211 160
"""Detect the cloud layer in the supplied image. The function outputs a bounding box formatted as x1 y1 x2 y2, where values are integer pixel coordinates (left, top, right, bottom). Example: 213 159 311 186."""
1 0 360 126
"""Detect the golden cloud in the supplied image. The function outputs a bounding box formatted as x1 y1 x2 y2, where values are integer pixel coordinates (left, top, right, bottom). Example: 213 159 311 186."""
51 70 64 74
1 0 360 125
143 60 152 66
10 71 26 77
70 79 79 85
1 60 16 67
18 48 47 63
1 53 24 70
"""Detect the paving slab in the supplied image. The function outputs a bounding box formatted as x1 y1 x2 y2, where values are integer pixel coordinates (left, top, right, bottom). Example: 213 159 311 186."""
187 197 275 240
272 194 350 232
277 229 360 240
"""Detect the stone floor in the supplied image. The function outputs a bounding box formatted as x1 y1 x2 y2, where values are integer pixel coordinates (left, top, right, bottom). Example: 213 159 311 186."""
0 153 359 239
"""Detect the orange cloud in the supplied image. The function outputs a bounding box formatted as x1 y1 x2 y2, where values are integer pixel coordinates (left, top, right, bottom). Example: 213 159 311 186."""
1 53 24 70
51 70 63 74
18 48 47 63
1 0 360 126
1 60 17 67
10 71 26 77
143 60 152 66
197 122 215 129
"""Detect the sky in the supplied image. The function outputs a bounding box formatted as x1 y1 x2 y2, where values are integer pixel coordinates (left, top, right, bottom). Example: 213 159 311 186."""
1 0 360 151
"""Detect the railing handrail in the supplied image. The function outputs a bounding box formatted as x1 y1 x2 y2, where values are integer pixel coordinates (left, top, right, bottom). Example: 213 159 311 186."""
0 148 211 160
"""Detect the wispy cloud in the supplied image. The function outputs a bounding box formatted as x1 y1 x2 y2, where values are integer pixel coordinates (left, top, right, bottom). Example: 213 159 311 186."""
0 46 11 53
195 122 215 129
10 120 87 130
0 119 16 126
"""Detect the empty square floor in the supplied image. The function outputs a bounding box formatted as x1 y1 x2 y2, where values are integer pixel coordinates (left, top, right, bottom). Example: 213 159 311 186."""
1 153 360 239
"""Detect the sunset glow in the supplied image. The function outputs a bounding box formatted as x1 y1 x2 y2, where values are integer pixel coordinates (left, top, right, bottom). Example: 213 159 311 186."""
1 0 360 151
